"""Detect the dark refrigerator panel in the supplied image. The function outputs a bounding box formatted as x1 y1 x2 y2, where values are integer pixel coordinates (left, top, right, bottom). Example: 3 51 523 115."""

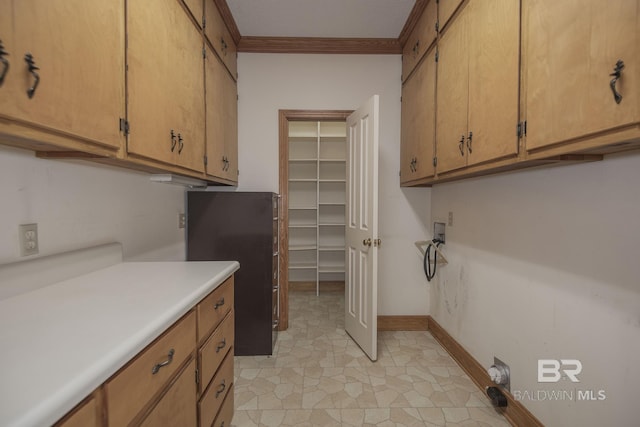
187 192 279 355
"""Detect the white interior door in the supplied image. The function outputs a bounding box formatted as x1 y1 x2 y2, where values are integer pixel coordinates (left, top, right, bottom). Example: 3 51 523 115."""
345 95 380 361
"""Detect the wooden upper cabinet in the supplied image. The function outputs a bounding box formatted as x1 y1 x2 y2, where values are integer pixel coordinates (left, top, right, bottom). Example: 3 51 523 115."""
435 4 469 174
438 0 465 33
205 46 238 182
402 0 437 82
436 0 519 174
523 0 639 152
204 0 237 79
401 46 437 184
0 0 124 150
182 0 204 28
466 0 520 166
127 0 205 172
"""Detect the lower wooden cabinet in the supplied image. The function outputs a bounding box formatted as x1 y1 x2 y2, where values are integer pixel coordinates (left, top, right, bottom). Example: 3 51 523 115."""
105 311 196 426
54 396 100 427
53 275 235 427
140 359 197 427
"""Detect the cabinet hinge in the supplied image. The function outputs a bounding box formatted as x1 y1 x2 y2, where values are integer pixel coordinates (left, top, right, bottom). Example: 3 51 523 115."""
435 49 439 62
517 120 528 137
202 47 206 59
433 157 438 167
435 21 439 33
204 155 208 166
119 118 129 135
202 15 206 29
195 368 199 384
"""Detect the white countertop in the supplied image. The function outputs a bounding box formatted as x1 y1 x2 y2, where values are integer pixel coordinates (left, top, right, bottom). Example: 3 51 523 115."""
0 260 239 427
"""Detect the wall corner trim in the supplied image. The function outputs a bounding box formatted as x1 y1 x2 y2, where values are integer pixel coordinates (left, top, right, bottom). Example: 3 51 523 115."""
427 315 545 427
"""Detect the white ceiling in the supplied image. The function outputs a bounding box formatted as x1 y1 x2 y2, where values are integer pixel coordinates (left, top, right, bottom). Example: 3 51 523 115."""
226 0 416 39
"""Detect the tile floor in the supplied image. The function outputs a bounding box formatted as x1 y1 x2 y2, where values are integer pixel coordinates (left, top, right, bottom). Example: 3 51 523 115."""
233 291 510 426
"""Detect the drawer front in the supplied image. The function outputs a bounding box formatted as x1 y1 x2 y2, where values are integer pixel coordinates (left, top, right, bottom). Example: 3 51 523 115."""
211 384 234 427
140 359 197 427
106 311 196 427
198 351 234 427
199 310 234 393
198 276 234 343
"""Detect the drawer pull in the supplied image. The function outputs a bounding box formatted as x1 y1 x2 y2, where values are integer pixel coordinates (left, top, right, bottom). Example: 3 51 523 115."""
216 379 226 398
609 59 624 104
273 319 279 328
214 297 225 310
24 53 40 99
0 40 9 86
216 338 226 353
151 349 175 374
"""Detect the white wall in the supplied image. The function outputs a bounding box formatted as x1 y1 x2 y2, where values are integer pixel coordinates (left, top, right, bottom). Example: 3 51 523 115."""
430 152 640 426
236 53 431 315
0 145 186 264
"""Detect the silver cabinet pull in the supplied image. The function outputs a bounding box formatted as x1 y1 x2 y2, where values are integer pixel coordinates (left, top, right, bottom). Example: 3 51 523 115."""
215 338 226 353
216 379 226 398
214 297 225 310
151 349 175 374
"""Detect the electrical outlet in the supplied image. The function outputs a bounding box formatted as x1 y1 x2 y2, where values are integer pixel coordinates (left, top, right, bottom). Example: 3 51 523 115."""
448 211 454 226
488 357 511 391
178 213 186 229
19 223 39 256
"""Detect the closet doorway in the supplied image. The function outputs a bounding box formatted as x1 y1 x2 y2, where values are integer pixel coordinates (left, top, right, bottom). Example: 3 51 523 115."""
278 110 352 330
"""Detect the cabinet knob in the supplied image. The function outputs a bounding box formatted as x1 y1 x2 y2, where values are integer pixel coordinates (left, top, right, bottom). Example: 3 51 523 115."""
0 40 9 86
24 53 40 99
609 59 624 104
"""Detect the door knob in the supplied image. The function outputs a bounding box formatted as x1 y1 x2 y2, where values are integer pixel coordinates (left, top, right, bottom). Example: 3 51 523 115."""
362 238 372 247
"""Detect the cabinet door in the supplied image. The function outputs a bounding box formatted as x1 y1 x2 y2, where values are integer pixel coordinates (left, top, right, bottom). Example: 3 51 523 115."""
439 0 465 32
54 397 99 427
402 0 437 81
205 48 237 183
127 0 204 172
466 0 520 165
524 0 639 151
0 0 124 149
401 47 436 183
204 0 237 79
222 67 238 181
183 0 204 27
435 5 469 174
140 359 197 427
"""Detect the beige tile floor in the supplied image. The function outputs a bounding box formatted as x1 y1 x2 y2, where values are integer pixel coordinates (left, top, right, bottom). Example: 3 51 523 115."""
233 291 510 426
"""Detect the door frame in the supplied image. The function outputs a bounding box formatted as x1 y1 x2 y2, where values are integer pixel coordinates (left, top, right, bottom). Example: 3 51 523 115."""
278 109 353 330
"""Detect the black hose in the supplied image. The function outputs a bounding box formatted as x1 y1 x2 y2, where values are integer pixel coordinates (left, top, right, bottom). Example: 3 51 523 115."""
423 239 443 281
